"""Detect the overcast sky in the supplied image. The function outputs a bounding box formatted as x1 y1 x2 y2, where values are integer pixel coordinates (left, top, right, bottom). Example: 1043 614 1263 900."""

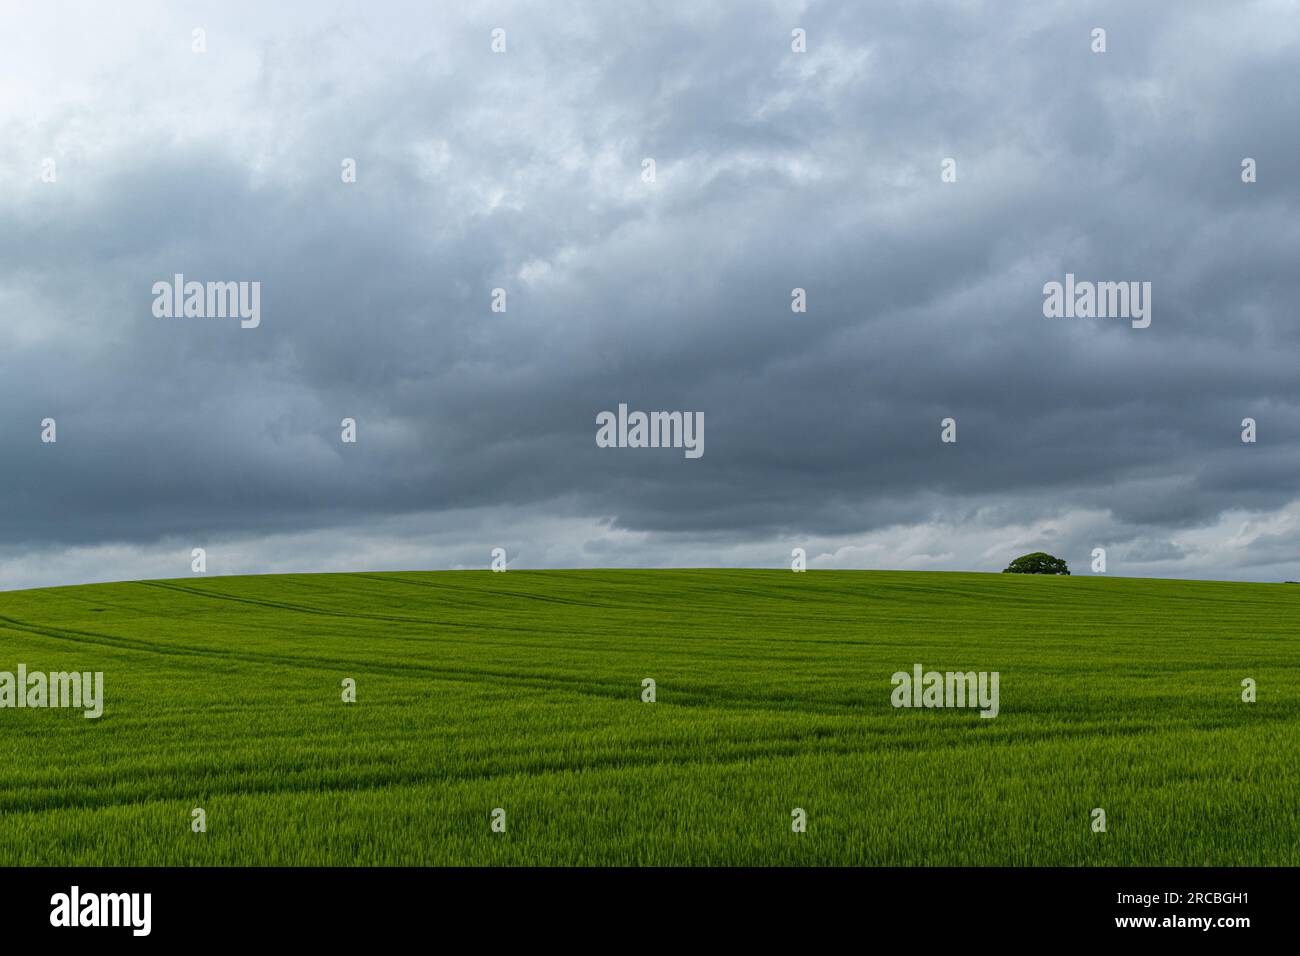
2 0 1298 590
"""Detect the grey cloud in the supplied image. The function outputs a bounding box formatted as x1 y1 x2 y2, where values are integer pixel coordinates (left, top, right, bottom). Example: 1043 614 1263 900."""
1 0 1298 586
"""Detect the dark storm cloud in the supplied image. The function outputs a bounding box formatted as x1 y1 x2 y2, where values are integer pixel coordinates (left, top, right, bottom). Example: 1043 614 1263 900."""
1 0 1297 585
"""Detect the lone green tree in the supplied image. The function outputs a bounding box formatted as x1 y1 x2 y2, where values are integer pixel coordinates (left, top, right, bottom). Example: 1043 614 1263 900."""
1003 552 1070 575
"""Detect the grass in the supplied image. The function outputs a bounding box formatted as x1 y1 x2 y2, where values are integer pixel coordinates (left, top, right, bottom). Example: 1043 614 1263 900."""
0 569 1296 866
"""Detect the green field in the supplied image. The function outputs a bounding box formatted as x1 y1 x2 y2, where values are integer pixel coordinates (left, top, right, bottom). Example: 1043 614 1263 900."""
0 569 1296 866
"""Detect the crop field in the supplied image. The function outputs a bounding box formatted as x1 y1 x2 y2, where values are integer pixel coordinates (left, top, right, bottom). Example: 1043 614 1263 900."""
0 569 1296 866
